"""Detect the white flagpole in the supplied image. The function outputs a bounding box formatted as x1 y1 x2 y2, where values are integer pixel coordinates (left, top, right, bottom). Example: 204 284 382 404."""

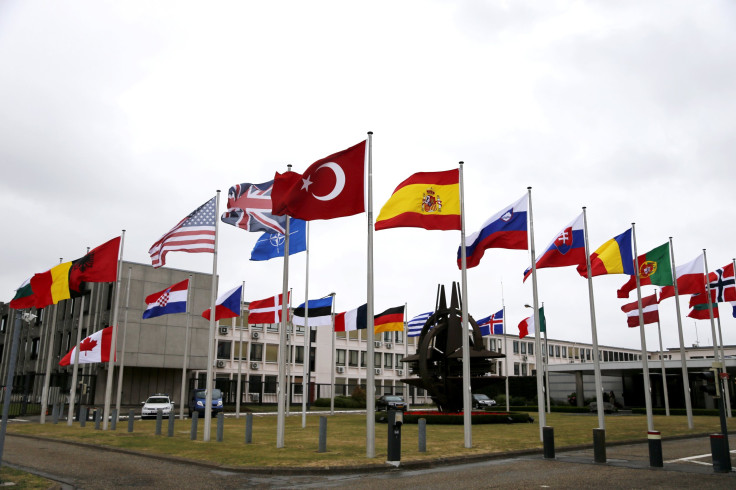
459 161 472 448
527 187 545 442
103 229 125 430
203 191 220 442
302 222 310 428
542 303 550 414
66 295 86 426
702 250 722 371
330 294 336 415
180 274 193 420
503 306 509 412
669 238 693 428
39 302 59 424
277 214 290 448
235 280 245 419
114 266 132 417
366 131 376 458
582 208 606 430
655 311 670 416
632 223 654 432
716 316 732 417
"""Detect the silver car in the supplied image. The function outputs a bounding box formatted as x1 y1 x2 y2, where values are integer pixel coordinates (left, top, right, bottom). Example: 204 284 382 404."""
141 394 174 419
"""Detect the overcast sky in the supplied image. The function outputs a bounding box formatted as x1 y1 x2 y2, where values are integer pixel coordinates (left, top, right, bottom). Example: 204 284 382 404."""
2 0 735 352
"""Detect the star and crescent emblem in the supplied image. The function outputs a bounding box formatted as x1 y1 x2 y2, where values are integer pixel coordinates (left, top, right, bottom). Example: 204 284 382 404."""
300 162 346 201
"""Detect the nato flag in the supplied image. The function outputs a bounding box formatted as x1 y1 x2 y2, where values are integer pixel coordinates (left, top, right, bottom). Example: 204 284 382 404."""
250 218 307 261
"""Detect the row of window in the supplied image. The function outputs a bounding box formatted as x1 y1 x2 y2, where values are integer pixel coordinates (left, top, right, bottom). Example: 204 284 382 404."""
336 349 404 369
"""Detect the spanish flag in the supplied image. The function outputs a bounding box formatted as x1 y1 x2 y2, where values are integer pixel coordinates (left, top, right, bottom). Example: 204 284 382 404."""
577 228 635 278
374 305 405 333
375 169 460 231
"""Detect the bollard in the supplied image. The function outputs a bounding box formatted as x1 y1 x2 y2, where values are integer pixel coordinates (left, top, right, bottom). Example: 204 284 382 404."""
648 431 663 467
245 413 253 444
710 434 732 473
542 426 555 459
418 418 427 453
79 407 87 427
155 409 163 435
168 412 175 437
318 416 327 453
593 428 606 463
387 410 403 463
94 409 101 430
217 413 224 442
190 411 199 440
111 409 118 431
52 403 59 424
128 410 135 432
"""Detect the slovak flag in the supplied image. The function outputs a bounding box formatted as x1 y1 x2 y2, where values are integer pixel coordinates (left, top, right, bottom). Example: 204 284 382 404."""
477 309 504 336
142 279 189 319
247 293 289 324
59 326 114 366
523 213 586 281
459 194 528 269
202 285 242 321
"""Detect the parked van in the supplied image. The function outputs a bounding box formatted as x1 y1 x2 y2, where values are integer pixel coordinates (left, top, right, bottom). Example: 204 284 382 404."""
189 388 223 418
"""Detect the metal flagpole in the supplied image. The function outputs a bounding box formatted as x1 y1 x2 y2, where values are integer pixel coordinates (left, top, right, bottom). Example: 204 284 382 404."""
103 230 125 430
542 303 550 414
330 293 337 415
302 222 310 428
669 238 693 428
458 161 472 448
66 296 86 426
39 303 59 424
632 223 654 432
115 267 132 417
702 250 723 412
504 307 510 412
655 312 670 416
286 292 293 417
203 191 221 442
277 214 290 448
582 208 606 430
366 131 376 458
180 274 193 420
236 280 245 419
716 315 732 418
527 187 545 442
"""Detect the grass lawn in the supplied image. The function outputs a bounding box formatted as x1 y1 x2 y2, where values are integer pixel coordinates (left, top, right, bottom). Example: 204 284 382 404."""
0 466 56 488
7 412 724 468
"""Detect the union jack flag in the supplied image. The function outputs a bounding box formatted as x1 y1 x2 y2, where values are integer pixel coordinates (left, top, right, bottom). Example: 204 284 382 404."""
221 180 286 234
477 309 504 336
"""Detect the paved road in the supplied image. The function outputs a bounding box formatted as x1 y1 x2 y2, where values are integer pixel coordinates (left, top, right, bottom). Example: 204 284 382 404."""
3 433 736 489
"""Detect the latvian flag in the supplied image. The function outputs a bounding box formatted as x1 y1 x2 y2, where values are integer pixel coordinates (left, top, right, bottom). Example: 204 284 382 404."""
621 293 659 328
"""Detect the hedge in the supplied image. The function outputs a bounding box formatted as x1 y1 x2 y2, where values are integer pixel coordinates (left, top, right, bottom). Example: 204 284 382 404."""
376 411 532 424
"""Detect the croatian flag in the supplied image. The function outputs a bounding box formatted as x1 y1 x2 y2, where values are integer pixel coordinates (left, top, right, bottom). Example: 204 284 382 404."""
142 279 189 319
523 213 586 281
477 309 503 336
459 194 528 269
202 285 242 321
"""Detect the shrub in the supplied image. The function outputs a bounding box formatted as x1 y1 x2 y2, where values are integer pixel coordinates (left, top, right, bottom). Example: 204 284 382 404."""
312 396 365 408
351 385 366 404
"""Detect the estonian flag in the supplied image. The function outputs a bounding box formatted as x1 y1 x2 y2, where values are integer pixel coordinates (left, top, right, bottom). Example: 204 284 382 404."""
293 296 334 327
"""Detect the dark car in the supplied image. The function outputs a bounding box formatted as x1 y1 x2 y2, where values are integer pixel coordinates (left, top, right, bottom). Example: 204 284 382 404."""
376 395 406 411
188 388 223 418
472 393 497 409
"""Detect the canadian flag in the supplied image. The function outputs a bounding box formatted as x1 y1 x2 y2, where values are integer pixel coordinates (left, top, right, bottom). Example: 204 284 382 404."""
247 293 289 324
59 326 114 366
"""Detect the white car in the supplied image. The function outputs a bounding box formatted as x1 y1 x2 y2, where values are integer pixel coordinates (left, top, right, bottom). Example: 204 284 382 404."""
141 394 174 419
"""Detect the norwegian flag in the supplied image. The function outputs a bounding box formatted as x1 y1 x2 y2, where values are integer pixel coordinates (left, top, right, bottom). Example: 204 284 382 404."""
221 180 286 234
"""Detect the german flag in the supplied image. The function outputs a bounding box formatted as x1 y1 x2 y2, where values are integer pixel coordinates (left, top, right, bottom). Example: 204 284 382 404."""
374 305 405 333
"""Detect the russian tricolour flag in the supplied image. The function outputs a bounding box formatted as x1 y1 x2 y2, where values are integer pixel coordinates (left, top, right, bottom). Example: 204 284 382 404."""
459 194 528 269
202 285 242 321
523 213 586 281
142 279 189 319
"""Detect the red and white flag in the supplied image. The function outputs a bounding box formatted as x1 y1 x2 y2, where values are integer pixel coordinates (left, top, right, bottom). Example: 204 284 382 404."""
621 293 659 328
59 326 115 366
659 254 706 300
149 197 217 268
271 140 366 221
518 315 535 339
247 293 289 324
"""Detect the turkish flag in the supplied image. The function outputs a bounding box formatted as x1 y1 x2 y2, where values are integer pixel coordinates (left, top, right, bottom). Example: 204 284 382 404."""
272 140 366 220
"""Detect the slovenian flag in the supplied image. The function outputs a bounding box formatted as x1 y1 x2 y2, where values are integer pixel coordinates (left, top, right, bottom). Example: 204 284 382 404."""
202 284 242 321
142 279 189 319
459 194 528 269
523 213 586 281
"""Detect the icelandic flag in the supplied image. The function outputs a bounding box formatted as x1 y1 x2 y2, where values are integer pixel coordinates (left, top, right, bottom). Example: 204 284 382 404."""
459 194 528 269
202 285 242 321
476 309 503 336
523 213 586 281
142 279 189 319
407 311 433 337
250 219 307 261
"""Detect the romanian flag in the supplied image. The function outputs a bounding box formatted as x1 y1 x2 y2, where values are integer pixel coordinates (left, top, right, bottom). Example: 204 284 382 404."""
31 262 73 308
375 170 460 231
374 305 405 333
577 228 635 278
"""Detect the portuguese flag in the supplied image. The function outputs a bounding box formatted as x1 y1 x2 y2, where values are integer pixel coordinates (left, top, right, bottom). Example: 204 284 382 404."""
617 242 673 298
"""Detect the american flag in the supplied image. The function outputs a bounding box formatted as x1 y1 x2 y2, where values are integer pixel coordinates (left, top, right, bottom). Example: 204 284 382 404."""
149 197 217 268
221 180 286 234
477 309 504 336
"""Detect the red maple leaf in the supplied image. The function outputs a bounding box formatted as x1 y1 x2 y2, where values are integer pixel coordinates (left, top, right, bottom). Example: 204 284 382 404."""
79 337 98 353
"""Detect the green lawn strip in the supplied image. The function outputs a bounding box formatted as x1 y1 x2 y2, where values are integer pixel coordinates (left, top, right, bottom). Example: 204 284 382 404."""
0 465 57 488
7 413 723 468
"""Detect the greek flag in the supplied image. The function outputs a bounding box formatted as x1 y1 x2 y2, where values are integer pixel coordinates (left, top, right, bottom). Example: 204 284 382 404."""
407 311 432 337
